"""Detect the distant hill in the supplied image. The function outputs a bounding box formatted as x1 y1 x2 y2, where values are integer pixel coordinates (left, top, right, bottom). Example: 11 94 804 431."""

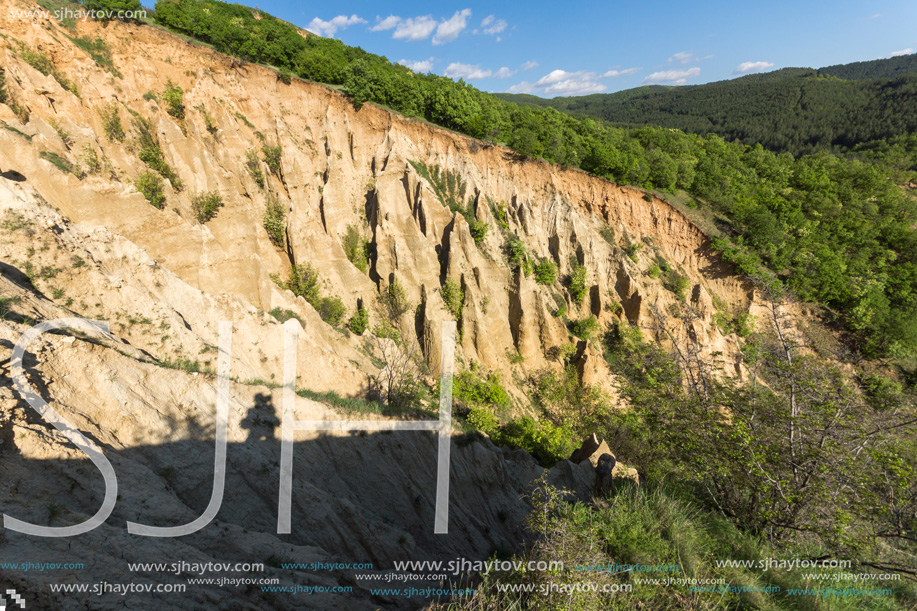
497 54 917 156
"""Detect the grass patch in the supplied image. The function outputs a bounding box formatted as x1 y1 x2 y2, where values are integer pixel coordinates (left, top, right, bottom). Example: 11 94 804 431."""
67 35 121 78
39 150 75 174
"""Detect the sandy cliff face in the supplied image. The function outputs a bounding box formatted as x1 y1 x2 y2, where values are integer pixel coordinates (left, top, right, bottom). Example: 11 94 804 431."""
0 2 760 608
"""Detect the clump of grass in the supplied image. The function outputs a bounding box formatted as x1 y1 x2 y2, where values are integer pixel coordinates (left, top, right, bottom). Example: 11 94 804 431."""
67 35 121 78
195 104 218 136
16 42 77 95
39 150 75 175
48 118 73 148
80 144 101 174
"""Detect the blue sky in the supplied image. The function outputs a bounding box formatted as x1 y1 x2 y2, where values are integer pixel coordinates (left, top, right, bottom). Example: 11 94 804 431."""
254 0 915 97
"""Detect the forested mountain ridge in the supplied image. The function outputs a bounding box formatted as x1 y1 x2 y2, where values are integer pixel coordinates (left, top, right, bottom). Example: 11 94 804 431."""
497 57 917 157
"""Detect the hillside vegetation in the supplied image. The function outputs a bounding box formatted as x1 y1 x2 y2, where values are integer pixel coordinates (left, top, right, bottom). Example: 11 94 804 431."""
497 56 917 157
150 0 917 360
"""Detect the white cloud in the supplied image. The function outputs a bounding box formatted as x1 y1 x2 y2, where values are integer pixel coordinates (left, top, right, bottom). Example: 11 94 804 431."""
667 51 713 64
475 14 507 35
494 67 515 79
393 16 438 41
870 13 882 19
889 48 914 57
444 62 492 80
533 69 606 95
601 67 640 78
370 15 401 31
433 9 471 45
642 67 701 85
506 81 535 94
305 14 366 38
734 61 775 74
399 57 434 72
521 60 539 71
669 51 693 64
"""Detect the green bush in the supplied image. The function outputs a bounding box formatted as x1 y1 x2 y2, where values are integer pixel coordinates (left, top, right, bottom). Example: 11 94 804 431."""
570 316 599 340
454 368 510 410
380 278 411 320
347 304 369 335
534 259 558 285
246 149 265 188
317 296 347 326
599 226 615 245
503 235 528 272
646 263 661 279
468 218 489 244
278 263 321 304
191 191 224 223
663 270 690 300
133 116 183 190
134 171 165 209
263 198 286 246
441 279 464 320
342 225 370 272
262 145 282 177
162 82 185 120
80 145 102 174
566 261 587 304
269 307 303 326
99 102 125 142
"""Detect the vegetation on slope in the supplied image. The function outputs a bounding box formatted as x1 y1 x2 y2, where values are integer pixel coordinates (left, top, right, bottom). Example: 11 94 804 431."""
148 0 917 359
497 53 917 159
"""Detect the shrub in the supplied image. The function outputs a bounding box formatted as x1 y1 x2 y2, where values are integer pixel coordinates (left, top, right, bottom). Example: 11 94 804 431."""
503 235 528 272
99 101 125 142
646 263 661 279
566 261 587 304
262 145 282 177
277 69 292 84
599 226 615 245
317 296 347 326
195 104 218 135
246 149 265 188
348 304 369 335
191 191 224 224
80 145 102 174
342 225 370 272
263 198 286 246
269 307 303 326
454 368 510 410
468 218 489 244
441 279 464 320
279 263 321 304
380 278 411 320
534 259 558 285
663 270 690 300
134 171 165 209
624 242 642 262
133 116 183 190
162 82 185 119
570 316 599 341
